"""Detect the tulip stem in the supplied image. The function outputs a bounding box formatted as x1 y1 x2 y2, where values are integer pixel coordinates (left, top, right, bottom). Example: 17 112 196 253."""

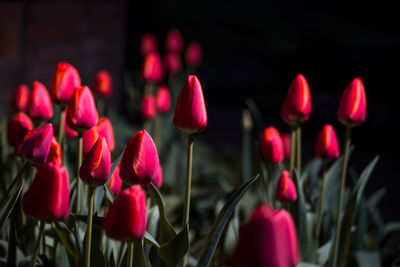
296 127 302 176
315 162 328 240
127 242 134 267
0 161 29 210
289 127 296 177
31 221 45 267
331 126 352 267
154 115 163 151
76 135 83 213
181 133 194 267
84 186 96 267
58 109 65 150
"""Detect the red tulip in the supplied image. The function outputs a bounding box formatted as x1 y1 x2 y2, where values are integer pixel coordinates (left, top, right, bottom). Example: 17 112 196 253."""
142 53 164 83
7 112 33 152
165 29 184 53
82 126 99 158
315 124 340 161
337 77 367 127
28 81 53 121
153 164 162 189
173 75 207 134
185 42 203 66
156 86 171 113
276 171 297 202
141 95 156 120
260 127 284 165
22 162 69 221
47 137 62 165
227 204 299 267
98 117 115 151
281 132 291 160
80 137 111 186
108 163 122 195
67 86 98 133
93 70 113 98
164 52 182 74
103 185 147 241
62 107 78 139
140 33 158 56
281 74 312 126
20 123 53 165
51 62 81 104
120 130 159 185
13 84 30 112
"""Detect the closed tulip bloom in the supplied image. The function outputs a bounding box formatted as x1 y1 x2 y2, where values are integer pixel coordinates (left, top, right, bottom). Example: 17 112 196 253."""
47 137 62 165
185 42 203 66
80 137 111 186
173 75 207 134
281 74 312 126
82 126 99 158
108 163 122 195
337 77 367 127
103 185 147 241
153 164 163 188
315 124 340 161
165 52 182 74
276 171 297 202
140 33 158 56
120 130 159 185
165 29 184 53
141 95 156 120
22 162 69 221
8 112 33 151
20 123 53 165
67 86 98 133
281 132 291 160
260 127 284 164
142 53 164 83
98 117 115 151
93 70 113 98
156 86 171 113
227 204 299 267
51 62 81 104
28 81 53 121
13 84 30 112
62 107 78 139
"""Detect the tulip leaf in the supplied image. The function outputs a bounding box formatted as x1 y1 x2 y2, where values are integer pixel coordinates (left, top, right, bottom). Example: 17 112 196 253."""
317 240 331 265
132 240 146 267
157 224 189 267
104 184 115 203
144 231 160 249
196 174 261 267
297 262 320 267
94 186 105 214
354 250 381 267
108 151 123 182
53 222 80 266
0 179 25 231
245 98 264 135
375 221 400 248
337 156 379 266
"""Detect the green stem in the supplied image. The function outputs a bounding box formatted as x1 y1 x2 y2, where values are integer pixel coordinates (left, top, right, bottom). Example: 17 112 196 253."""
31 221 45 267
127 242 134 267
296 127 302 177
84 186 96 267
76 135 83 213
289 127 296 177
58 109 65 151
315 162 328 239
0 162 29 209
154 115 163 151
331 126 352 267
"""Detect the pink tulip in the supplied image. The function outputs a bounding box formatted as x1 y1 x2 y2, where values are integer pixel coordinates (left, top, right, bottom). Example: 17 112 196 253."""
315 124 340 161
7 112 33 152
13 84 30 112
82 126 99 158
20 123 53 165
93 70 113 98
185 42 203 66
142 53 164 83
141 95 156 120
165 29 184 53
164 52 182 74
281 132 291 160
140 33 158 56
276 171 297 202
156 86 171 113
98 117 115 151
67 86 98 133
108 163 123 195
51 62 81 104
28 81 53 121
260 127 284 164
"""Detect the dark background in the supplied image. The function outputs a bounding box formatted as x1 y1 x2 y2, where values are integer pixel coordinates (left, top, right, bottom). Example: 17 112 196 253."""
1 0 399 221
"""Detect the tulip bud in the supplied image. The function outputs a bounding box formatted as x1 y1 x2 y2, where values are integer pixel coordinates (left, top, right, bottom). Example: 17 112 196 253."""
13 84 30 112
67 86 98 133
142 53 164 83
108 163 122 195
47 137 62 165
8 112 33 152
62 107 78 139
28 81 53 121
260 127 284 164
173 75 207 134
22 162 69 221
98 117 115 151
141 95 156 120
156 86 171 113
153 164 163 189
315 124 340 161
281 74 312 126
337 77 367 127
82 126 99 158
120 130 159 185
164 52 182 74
276 171 297 202
20 123 53 165
103 185 147 241
93 70 113 98
165 29 184 53
281 132 291 160
51 62 81 104
185 42 203 66
140 33 158 56
80 137 111 186
227 204 299 267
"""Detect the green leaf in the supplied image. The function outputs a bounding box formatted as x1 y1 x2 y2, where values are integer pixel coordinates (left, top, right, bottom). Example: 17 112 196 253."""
196 174 260 267
144 231 160 249
317 240 331 265
103 184 115 204
158 224 189 267
0 179 25 231
94 186 105 214
296 262 320 267
132 241 146 267
245 98 264 135
354 250 381 267
81 224 106 267
53 222 80 266
375 221 400 248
